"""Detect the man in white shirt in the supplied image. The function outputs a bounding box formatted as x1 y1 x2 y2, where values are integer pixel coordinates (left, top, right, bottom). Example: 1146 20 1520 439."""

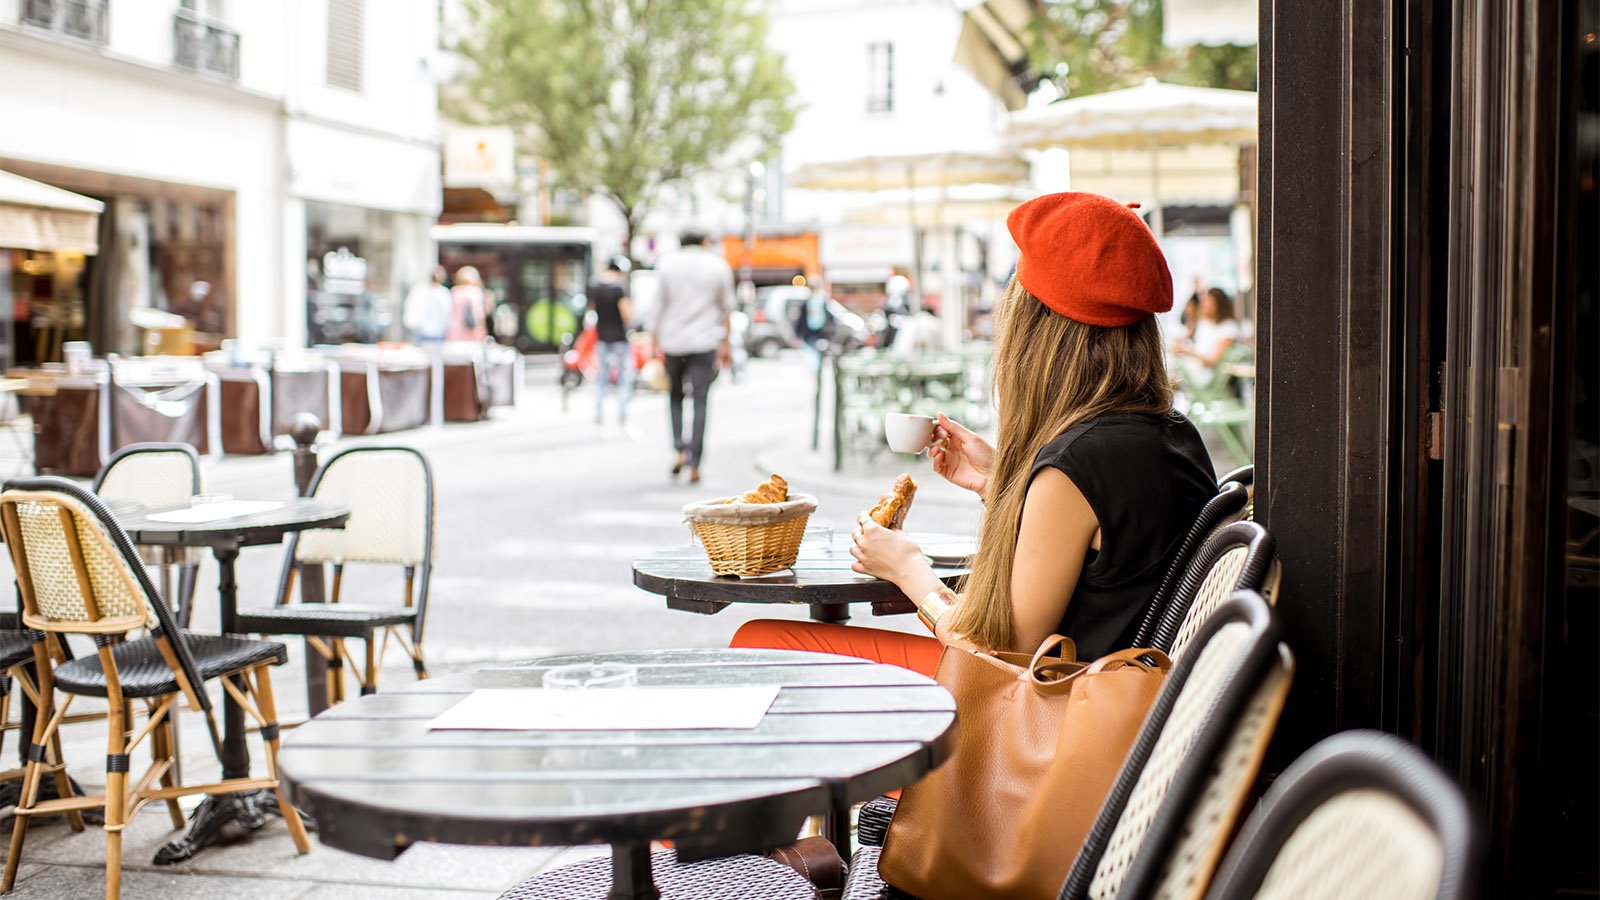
403 267 452 344
651 229 734 483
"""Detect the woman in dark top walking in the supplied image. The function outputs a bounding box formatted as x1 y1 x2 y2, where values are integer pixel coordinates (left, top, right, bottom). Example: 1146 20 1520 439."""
587 260 635 426
733 192 1217 669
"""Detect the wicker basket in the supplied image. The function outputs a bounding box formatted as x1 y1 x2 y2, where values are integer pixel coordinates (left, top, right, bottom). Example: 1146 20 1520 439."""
683 493 818 577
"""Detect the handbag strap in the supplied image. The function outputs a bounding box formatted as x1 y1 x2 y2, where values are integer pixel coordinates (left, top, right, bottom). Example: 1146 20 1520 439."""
1027 634 1078 672
1087 647 1173 674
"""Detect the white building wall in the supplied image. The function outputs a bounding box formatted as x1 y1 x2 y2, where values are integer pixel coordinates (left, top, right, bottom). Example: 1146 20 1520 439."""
0 0 441 349
0 10 288 345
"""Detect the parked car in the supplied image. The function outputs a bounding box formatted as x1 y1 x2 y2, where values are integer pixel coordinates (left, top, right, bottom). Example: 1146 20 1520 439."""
745 286 869 357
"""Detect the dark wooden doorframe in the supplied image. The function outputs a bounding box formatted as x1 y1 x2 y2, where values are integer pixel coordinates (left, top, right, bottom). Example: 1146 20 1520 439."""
1256 0 1417 761
1259 0 1590 891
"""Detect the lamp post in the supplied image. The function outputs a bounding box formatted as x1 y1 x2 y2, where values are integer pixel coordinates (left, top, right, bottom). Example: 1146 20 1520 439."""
741 161 765 304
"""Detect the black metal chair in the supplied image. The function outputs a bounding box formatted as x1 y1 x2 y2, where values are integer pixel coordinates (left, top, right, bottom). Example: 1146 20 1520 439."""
1203 731 1482 900
0 476 307 900
1058 590 1291 900
1131 481 1251 649
1216 464 1255 520
236 445 434 705
1152 520 1277 662
843 591 1292 900
92 442 203 627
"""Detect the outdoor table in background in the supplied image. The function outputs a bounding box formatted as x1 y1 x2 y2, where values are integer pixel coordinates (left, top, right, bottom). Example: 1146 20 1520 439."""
634 532 971 623
278 648 956 900
116 497 350 863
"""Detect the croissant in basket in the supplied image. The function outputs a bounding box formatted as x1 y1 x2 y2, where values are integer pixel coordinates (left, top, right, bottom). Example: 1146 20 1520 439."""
735 474 789 504
867 474 917 529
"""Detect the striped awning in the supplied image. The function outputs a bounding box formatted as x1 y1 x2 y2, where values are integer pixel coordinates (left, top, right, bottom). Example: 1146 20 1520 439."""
0 169 104 254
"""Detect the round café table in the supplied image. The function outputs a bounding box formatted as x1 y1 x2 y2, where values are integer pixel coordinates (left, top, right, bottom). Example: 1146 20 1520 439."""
279 648 956 900
634 532 972 624
115 497 350 863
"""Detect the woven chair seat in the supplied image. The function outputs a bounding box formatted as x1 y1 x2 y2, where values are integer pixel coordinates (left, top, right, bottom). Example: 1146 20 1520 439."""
236 605 415 639
499 848 817 899
842 846 915 900
54 633 287 699
0 629 40 670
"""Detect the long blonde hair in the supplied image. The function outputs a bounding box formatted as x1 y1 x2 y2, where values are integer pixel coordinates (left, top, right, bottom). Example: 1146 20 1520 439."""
948 280 1174 650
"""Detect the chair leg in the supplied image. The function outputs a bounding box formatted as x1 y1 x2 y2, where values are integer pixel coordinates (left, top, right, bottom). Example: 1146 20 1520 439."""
102 692 128 900
2 749 42 891
251 665 310 854
47 730 84 833
103 767 126 900
361 636 378 696
177 562 199 629
407 627 429 681
150 706 183 829
327 639 347 706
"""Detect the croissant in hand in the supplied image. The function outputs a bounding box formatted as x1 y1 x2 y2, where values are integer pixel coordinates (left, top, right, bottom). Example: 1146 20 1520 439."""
866 474 917 529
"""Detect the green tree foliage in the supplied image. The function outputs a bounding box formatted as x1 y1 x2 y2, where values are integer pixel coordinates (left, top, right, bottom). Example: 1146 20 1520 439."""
1034 0 1257 98
452 0 797 254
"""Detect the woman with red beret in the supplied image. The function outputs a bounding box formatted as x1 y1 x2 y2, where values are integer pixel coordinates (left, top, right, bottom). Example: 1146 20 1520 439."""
733 192 1218 670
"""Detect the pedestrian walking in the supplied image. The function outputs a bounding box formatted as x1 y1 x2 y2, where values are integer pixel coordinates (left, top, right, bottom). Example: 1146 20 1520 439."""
403 266 452 344
448 265 490 342
589 259 636 427
651 229 734 484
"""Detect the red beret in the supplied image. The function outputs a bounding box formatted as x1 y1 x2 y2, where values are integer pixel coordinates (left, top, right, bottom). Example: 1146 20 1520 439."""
1007 192 1173 327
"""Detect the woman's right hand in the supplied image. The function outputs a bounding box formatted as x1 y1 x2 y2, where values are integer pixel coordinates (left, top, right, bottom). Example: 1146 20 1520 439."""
929 413 994 500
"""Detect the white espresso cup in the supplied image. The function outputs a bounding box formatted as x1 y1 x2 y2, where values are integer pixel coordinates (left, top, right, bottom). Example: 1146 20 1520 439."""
884 413 936 454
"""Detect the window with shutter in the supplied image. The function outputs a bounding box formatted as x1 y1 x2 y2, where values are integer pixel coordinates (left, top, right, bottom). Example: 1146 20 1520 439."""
326 0 364 92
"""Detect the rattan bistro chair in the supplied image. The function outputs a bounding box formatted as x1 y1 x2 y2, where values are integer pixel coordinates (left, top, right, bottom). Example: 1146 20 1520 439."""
1154 521 1278 663
235 446 434 706
1059 590 1292 900
0 477 308 900
1131 481 1251 650
92 443 204 628
1204 731 1482 900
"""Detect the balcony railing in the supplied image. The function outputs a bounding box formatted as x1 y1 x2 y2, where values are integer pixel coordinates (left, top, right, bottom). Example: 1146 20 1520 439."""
20 0 109 46
172 8 240 80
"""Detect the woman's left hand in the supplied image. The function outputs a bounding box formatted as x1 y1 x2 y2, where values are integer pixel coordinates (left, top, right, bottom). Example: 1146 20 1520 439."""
849 514 927 587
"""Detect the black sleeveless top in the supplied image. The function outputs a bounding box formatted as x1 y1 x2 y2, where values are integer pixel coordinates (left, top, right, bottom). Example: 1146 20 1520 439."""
1028 412 1217 660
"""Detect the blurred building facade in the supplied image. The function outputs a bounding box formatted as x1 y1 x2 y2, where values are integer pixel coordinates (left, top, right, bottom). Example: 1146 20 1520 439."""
0 0 441 360
587 0 1018 286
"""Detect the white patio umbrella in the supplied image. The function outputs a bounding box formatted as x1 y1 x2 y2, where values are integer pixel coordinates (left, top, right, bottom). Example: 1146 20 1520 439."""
788 150 1029 343
1007 78 1257 236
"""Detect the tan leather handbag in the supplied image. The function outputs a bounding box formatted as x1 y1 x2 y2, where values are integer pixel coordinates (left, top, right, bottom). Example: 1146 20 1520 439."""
879 627 1170 900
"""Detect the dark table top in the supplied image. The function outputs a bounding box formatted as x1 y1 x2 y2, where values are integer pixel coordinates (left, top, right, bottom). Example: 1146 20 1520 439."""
278 648 955 861
633 533 971 616
117 497 350 549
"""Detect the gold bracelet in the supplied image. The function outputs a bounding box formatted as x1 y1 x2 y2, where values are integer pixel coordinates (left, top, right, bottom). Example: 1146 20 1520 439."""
916 588 957 629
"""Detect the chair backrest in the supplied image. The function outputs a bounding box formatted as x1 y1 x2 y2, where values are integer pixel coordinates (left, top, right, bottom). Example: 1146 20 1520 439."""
0 476 212 714
280 446 435 626
1157 521 1276 662
92 442 203 511
1133 481 1251 649
1203 731 1481 900
1060 590 1289 900
1216 465 1253 490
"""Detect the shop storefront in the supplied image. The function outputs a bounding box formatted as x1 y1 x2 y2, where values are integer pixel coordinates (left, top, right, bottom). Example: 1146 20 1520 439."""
287 119 439 350
0 162 232 364
0 169 102 370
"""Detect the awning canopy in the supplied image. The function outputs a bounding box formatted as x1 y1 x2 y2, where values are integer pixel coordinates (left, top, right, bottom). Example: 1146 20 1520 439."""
0 169 104 254
1008 78 1257 150
1163 0 1257 47
953 0 1040 112
788 150 1030 193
